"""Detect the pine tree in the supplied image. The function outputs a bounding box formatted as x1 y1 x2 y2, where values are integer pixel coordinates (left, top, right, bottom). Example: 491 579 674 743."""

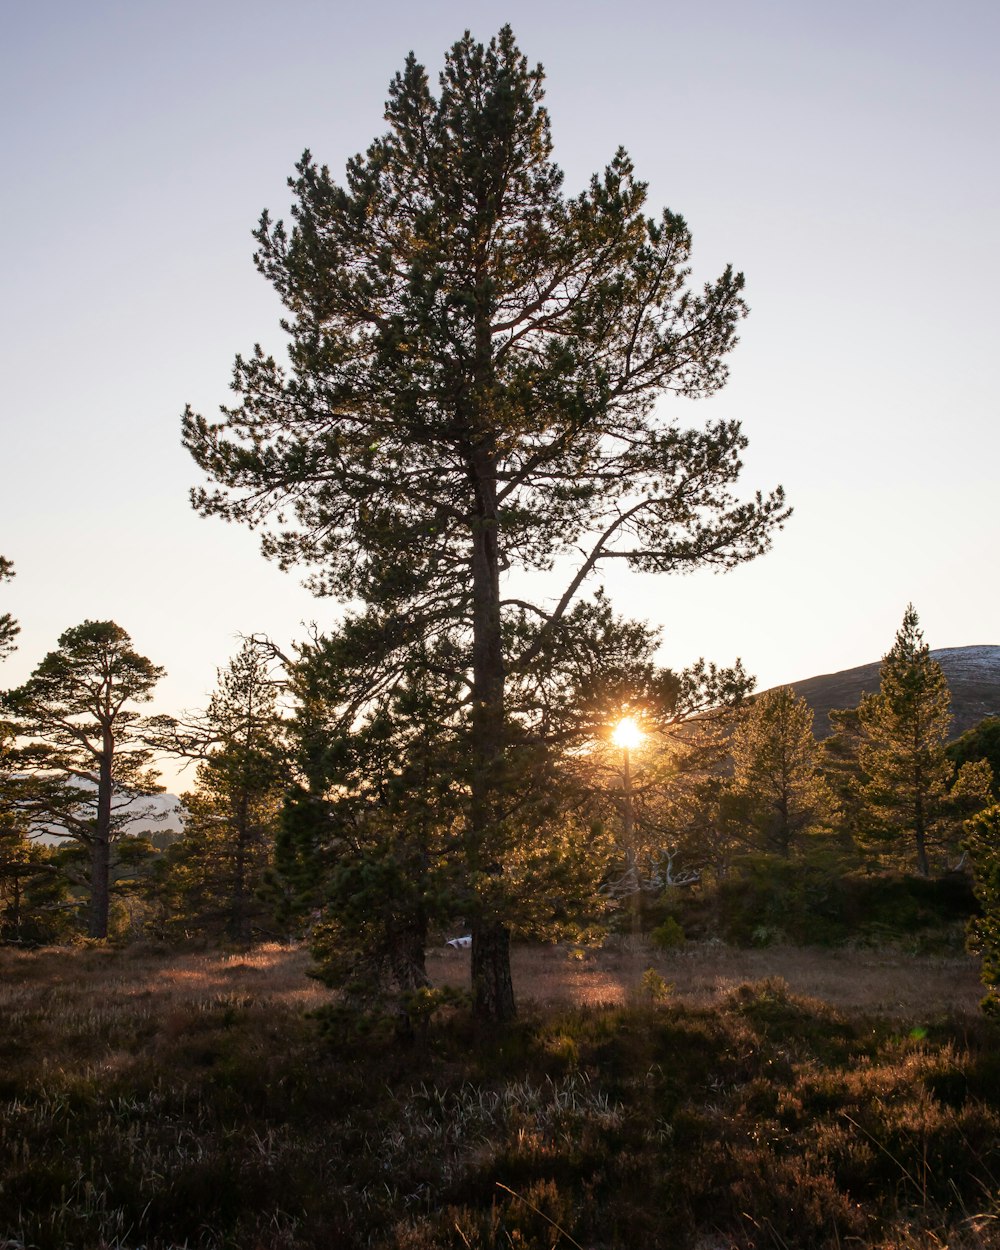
289 636 463 1009
965 804 1000 1015
0 556 18 661
1 724 72 945
168 640 286 945
182 28 788 1018
546 600 753 894
948 717 1000 801
0 725 46 941
818 706 869 859
1 622 165 937
282 620 617 1013
857 605 953 876
731 686 834 857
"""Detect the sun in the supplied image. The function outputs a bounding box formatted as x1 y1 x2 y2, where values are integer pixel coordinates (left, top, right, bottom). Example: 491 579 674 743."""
611 715 644 750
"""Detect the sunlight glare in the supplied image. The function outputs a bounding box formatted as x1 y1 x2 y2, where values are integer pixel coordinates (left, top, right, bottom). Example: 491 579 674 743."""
611 715 644 750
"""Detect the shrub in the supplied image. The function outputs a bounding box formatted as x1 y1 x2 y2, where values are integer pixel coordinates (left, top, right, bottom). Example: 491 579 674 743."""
650 917 686 949
674 855 977 948
640 967 673 1003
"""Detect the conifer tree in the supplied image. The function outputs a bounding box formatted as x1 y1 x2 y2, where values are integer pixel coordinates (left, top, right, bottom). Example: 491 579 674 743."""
1 622 165 938
281 617 619 1011
0 725 52 942
168 640 286 945
543 599 752 894
948 717 1000 800
289 634 463 1007
857 605 953 876
965 804 1000 1015
818 706 870 858
731 686 834 857
183 28 788 1018
0 556 18 661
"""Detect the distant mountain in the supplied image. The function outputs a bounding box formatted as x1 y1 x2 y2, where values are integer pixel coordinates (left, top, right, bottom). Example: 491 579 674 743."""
33 791 185 846
130 793 185 834
782 645 1000 740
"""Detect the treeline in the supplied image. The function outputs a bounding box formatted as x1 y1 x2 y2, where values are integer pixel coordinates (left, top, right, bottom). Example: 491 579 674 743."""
3 562 1000 1015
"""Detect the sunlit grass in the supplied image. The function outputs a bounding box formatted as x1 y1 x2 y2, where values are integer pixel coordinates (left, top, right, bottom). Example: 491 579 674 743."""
429 941 982 1014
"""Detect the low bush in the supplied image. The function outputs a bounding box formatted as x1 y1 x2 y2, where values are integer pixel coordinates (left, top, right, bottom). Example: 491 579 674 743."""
649 915 686 949
670 857 977 949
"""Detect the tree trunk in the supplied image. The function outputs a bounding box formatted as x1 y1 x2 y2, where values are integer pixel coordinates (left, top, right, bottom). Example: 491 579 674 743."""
390 902 430 992
467 442 516 1021
230 804 252 948
89 747 114 938
914 782 929 877
471 919 515 1021
775 776 791 858
11 873 22 941
89 837 111 938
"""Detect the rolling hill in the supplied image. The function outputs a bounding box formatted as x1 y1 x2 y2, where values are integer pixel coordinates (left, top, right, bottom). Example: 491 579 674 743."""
783 645 1000 739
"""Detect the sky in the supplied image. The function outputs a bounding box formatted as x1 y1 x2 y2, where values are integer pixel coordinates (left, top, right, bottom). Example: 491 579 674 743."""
2 0 998 789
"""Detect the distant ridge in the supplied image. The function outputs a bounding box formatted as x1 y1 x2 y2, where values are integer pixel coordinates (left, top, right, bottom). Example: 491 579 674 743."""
781 645 1000 739
34 791 184 846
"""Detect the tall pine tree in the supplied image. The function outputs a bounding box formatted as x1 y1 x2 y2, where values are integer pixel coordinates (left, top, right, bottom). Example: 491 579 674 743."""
732 686 834 858
183 28 788 1018
857 605 953 876
2 622 165 938
167 639 286 945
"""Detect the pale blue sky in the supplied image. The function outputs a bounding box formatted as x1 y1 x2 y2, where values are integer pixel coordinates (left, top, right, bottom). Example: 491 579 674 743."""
3 0 998 785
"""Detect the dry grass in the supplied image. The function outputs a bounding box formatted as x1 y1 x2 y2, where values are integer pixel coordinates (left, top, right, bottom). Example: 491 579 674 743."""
0 939 978 1025
1 941 998 1249
427 941 984 1015
0 941 327 1024
0 939 977 1030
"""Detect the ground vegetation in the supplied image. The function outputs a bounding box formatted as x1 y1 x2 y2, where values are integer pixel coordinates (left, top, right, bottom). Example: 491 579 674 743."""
1 943 998 1250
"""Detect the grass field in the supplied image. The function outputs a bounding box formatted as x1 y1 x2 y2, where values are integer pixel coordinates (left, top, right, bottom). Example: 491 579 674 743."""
2 942 998 1249
430 942 984 1015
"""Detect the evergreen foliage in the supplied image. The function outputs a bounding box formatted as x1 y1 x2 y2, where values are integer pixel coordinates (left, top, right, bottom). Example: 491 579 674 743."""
165 640 286 945
856 605 980 875
280 620 624 1024
564 616 751 895
731 685 835 857
1 621 166 938
0 725 67 943
818 705 869 859
948 716 1000 800
965 803 1000 1014
284 634 465 1009
182 27 788 1017
0 555 17 661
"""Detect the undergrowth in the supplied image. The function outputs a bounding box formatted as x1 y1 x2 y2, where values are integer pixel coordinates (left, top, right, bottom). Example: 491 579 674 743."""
2 947 999 1248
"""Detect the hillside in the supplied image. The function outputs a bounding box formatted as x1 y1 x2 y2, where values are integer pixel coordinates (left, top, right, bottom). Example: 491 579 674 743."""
34 790 184 845
785 644 1000 739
